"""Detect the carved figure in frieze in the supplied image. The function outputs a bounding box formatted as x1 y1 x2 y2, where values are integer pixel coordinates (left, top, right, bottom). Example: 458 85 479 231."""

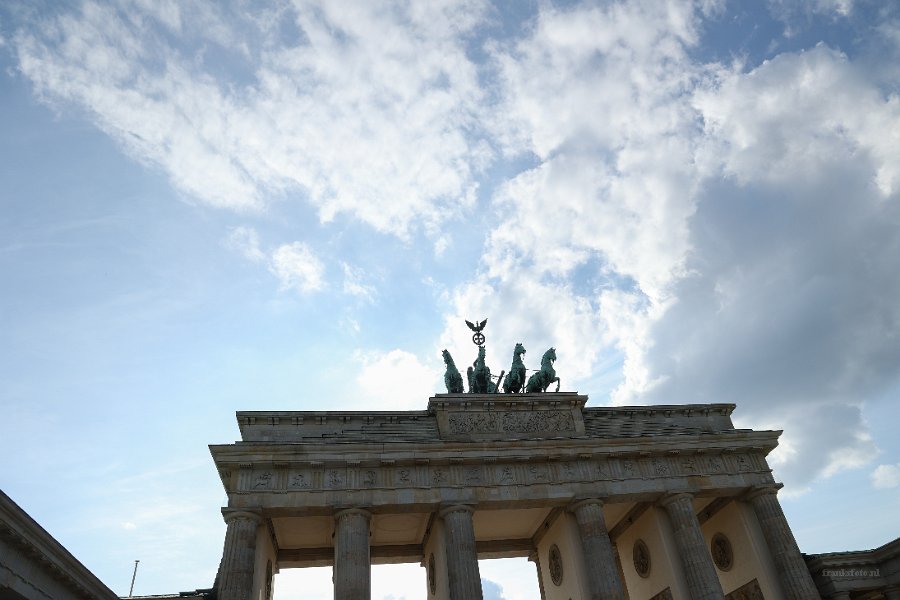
653 458 668 476
529 464 548 481
525 347 560 393
362 470 377 486
327 470 343 487
502 343 527 393
500 410 574 433
432 468 447 484
449 412 500 434
289 473 310 488
254 472 273 488
442 349 464 393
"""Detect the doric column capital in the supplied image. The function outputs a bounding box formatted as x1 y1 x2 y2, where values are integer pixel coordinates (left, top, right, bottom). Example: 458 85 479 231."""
657 491 695 508
439 504 475 519
568 497 607 513
743 483 783 502
221 509 263 525
334 507 372 522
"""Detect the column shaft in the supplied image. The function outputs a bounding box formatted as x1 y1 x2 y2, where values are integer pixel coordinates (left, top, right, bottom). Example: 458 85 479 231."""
746 487 820 600
217 511 262 600
334 509 371 600
529 550 547 600
441 505 483 600
570 499 626 600
659 493 725 600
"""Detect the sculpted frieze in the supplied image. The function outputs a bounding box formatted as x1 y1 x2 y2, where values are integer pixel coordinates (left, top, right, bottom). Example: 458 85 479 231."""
234 451 765 492
447 410 575 435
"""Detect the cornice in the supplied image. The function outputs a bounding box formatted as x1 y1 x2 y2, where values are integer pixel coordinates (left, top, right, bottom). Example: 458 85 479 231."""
0 490 119 600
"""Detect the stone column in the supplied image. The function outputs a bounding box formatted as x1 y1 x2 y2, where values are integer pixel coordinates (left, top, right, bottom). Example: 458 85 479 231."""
745 486 820 600
528 549 547 600
334 508 372 600
569 499 626 600
217 510 263 600
440 505 483 600
658 493 725 600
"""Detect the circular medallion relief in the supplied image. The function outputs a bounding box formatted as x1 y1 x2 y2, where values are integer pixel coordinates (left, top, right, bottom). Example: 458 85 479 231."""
428 553 436 595
711 533 733 571
633 539 651 578
548 544 563 586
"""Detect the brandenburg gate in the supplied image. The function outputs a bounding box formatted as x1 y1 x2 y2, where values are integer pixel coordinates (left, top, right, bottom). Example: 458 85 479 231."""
209 392 821 600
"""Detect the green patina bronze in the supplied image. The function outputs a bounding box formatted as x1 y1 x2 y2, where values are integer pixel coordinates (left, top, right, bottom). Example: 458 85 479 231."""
442 349 464 394
525 347 560 393
502 343 527 393
467 346 504 394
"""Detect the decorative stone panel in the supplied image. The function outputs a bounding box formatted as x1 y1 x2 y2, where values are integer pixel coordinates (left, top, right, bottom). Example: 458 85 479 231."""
430 394 587 440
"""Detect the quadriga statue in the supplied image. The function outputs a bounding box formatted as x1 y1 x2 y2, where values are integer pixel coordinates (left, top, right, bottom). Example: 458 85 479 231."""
525 347 560 393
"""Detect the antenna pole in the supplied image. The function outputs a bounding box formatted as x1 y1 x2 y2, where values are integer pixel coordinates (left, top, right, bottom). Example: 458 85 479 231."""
129 560 140 597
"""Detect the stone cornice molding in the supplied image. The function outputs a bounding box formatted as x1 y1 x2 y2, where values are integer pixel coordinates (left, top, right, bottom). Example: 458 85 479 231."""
805 536 900 571
0 489 119 600
211 432 779 465
231 397 763 446
221 509 263 524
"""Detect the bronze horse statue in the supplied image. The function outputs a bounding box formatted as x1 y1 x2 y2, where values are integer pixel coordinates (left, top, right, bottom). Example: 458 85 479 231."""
502 343 527 393
526 347 560 393
442 349 464 393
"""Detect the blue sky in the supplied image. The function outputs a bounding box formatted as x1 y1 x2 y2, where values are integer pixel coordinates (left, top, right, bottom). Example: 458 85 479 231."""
2 0 900 598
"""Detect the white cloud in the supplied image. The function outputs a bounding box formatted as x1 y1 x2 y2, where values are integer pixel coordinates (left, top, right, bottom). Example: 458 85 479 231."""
341 262 375 301
225 226 266 262
13 0 492 236
872 463 900 489
768 0 854 22
353 349 441 411
693 45 900 196
226 228 328 294
269 241 324 293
